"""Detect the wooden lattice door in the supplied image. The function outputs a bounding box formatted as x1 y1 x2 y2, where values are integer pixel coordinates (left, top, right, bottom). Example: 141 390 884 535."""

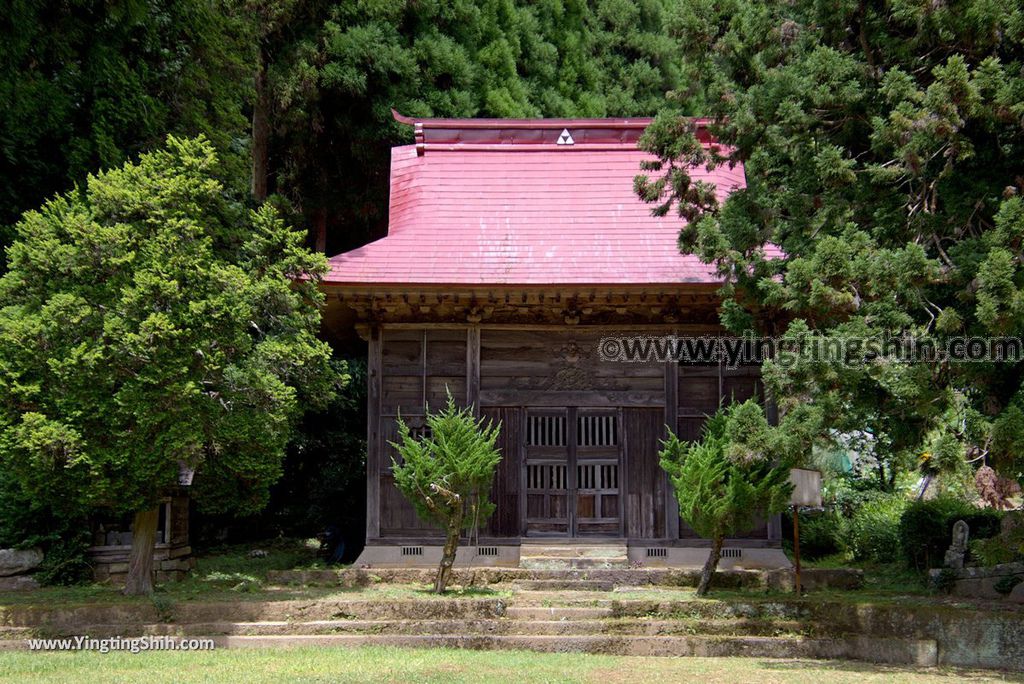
523 408 622 537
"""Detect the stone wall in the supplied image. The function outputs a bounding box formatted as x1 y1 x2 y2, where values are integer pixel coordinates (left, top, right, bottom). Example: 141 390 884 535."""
930 561 1024 603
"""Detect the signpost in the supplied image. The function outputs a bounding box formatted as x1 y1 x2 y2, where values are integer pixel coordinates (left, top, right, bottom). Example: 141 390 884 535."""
788 468 822 594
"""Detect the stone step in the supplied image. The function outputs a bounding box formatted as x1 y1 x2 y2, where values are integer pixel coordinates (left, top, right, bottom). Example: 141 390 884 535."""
512 579 616 591
0 599 506 628
519 546 628 559
56 617 814 639
0 633 936 665
0 595 826 630
518 557 629 570
504 606 613 620
266 566 791 591
0 626 33 638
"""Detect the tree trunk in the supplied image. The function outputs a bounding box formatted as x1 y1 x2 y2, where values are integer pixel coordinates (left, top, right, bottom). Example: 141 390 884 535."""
123 507 160 596
434 509 463 594
251 47 270 202
313 207 327 253
696 535 724 597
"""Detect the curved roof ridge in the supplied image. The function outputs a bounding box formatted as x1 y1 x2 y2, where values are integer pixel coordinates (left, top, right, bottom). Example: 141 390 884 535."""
390 110 720 150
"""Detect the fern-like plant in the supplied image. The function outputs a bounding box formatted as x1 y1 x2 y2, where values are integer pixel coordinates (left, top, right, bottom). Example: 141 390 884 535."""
390 394 502 593
660 401 793 596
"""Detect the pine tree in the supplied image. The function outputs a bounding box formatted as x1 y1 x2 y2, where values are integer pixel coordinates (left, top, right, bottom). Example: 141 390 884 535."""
640 0 1024 488
390 395 502 594
660 401 793 596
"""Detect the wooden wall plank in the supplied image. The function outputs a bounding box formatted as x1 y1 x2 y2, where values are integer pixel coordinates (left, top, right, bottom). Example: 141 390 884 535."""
480 329 664 406
482 407 521 537
623 407 666 540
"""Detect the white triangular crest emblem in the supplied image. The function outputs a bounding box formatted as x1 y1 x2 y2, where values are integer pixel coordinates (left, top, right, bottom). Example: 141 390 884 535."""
556 128 574 145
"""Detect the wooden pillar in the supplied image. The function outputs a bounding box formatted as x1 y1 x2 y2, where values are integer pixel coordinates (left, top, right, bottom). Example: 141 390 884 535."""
365 325 382 541
467 326 480 416
664 358 680 540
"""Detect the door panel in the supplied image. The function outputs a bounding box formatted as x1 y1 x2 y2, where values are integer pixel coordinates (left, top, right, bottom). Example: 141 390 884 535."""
524 408 622 537
574 410 622 536
524 410 570 535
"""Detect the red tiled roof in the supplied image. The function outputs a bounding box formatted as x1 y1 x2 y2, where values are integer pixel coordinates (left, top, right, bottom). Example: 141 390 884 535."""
324 115 748 288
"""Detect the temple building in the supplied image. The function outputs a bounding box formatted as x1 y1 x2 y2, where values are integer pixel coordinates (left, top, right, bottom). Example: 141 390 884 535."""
322 112 788 569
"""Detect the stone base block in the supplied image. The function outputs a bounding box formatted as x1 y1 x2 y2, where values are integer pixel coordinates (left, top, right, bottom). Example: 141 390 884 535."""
355 544 520 569
627 545 793 570
0 575 39 592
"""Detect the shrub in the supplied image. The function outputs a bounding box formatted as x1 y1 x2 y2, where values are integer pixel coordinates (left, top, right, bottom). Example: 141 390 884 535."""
970 513 1024 567
994 574 1024 595
930 567 958 593
840 493 908 562
792 509 843 560
33 530 93 586
0 468 92 585
898 495 1003 571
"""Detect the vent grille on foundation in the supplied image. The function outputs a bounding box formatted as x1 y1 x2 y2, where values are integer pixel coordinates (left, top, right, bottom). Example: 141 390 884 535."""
476 546 499 557
646 547 668 558
400 546 424 557
722 548 742 559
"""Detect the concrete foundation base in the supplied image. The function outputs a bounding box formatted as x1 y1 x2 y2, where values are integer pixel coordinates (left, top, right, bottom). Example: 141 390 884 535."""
356 542 792 570
627 545 793 570
355 544 521 568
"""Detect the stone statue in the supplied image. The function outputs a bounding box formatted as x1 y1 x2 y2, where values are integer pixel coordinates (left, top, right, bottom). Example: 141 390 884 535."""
944 519 969 570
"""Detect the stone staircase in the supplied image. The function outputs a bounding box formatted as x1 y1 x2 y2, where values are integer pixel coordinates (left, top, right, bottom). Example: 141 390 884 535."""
0 589 941 666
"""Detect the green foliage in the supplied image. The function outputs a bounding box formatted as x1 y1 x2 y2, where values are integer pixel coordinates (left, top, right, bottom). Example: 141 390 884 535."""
390 395 502 534
0 136 336 528
898 495 1003 571
191 357 363 554
263 0 685 253
931 567 958 594
839 493 908 563
638 0 1024 487
660 400 793 543
972 533 1024 567
0 0 250 231
33 530 94 587
266 358 363 538
970 511 1024 567
791 510 843 561
0 467 92 585
994 575 1024 596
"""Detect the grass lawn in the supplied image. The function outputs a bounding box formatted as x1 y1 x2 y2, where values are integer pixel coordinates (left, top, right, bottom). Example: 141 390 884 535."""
1 647 1020 684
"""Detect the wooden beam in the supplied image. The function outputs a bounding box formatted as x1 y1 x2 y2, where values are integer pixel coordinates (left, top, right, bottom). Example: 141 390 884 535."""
480 389 663 408
365 326 383 540
568 406 578 536
664 357 680 541
519 409 528 537
467 326 480 416
420 329 427 412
